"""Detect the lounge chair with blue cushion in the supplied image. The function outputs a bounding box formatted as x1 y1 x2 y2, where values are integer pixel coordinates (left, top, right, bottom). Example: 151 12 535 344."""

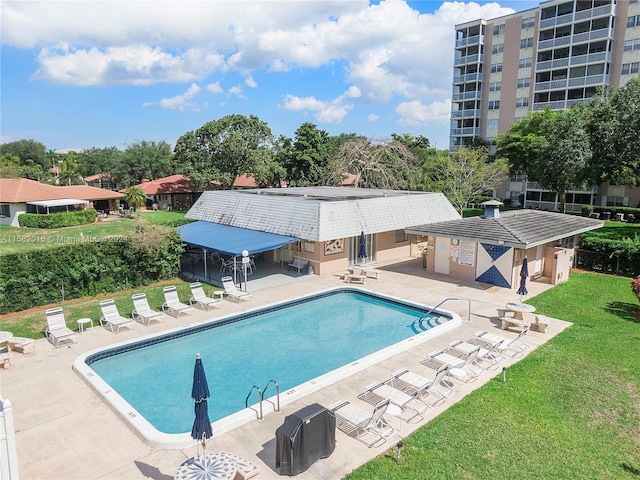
45 307 78 348
162 286 193 317
99 299 135 334
221 276 251 302
189 282 222 311
131 293 164 326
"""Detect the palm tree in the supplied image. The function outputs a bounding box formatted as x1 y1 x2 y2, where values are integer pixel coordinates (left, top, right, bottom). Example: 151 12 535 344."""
124 186 146 213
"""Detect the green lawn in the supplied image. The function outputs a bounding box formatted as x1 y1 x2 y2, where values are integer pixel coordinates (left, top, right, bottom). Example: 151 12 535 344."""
582 221 640 241
346 271 640 479
0 278 195 339
0 210 188 255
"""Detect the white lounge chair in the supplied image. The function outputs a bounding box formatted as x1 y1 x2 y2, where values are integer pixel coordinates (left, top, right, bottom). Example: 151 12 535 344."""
386 367 453 406
44 307 78 348
162 286 193 317
99 299 135 334
358 381 430 423
131 293 164 326
189 282 221 310
329 399 394 448
421 346 483 382
221 276 251 302
471 327 531 357
449 339 503 369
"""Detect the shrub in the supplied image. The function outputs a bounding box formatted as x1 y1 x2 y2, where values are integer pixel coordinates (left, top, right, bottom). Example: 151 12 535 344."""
18 208 97 228
632 275 640 304
0 224 184 314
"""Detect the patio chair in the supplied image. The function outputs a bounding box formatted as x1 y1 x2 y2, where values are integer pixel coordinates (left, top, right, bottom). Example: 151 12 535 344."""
329 399 394 448
358 381 430 423
386 367 453 406
189 282 222 311
99 299 135 334
421 346 483 383
162 286 193 317
449 339 502 369
221 276 251 302
44 307 78 348
131 293 164 326
471 326 531 358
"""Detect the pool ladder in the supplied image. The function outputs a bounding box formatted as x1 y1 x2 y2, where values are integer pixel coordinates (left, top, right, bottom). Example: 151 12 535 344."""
245 379 280 420
422 297 472 322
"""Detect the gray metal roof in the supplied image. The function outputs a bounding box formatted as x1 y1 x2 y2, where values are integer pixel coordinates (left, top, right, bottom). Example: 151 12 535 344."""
186 186 461 242
405 209 604 249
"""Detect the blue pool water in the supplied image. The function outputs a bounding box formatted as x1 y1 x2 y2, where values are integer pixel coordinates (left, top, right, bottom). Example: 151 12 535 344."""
86 289 449 435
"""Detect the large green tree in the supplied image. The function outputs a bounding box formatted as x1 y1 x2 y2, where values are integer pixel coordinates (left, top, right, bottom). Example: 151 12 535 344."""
119 140 175 186
423 146 508 215
174 114 274 190
496 107 592 213
77 147 124 187
285 122 332 186
495 108 555 179
585 77 640 185
536 108 592 213
0 139 49 170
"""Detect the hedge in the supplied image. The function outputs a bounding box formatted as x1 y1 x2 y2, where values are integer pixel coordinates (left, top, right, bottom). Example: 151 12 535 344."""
575 236 640 277
581 205 640 222
0 225 184 314
18 208 98 228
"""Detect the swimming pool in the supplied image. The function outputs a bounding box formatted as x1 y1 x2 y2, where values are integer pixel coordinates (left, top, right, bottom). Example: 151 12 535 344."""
74 287 461 448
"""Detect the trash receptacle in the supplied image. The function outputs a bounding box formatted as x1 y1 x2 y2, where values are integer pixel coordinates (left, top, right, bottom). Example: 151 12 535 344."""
275 403 335 476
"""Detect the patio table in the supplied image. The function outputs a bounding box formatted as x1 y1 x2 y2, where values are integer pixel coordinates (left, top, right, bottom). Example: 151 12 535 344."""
504 302 536 320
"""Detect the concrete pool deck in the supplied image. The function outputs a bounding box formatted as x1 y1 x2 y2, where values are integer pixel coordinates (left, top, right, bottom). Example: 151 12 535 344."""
0 259 570 479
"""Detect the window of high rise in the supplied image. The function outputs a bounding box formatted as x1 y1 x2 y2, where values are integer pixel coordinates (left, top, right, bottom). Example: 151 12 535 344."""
517 78 531 88
493 24 505 35
622 62 640 75
520 38 534 49
627 15 640 28
491 63 503 73
522 17 535 29
492 43 504 54
519 58 532 68
489 82 501 91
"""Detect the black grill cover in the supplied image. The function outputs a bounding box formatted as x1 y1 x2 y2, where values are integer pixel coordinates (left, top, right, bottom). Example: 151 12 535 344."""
275 403 336 476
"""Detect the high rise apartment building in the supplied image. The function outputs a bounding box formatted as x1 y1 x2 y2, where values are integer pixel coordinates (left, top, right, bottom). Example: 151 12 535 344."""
450 0 640 211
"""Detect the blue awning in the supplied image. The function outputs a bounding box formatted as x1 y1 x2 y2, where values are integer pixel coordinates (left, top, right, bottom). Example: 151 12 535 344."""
177 221 298 257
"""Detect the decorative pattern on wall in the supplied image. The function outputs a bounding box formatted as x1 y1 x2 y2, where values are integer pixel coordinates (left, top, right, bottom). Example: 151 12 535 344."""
475 243 513 288
324 239 344 255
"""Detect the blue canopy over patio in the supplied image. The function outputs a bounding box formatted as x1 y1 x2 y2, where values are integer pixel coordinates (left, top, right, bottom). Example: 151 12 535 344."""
177 221 298 257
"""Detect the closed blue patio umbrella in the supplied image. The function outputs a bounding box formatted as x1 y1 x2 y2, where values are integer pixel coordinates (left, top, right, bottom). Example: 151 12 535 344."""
191 353 213 460
358 231 367 262
516 257 529 303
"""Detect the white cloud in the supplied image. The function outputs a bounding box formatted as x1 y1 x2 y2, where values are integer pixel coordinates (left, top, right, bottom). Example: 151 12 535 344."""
396 99 452 126
281 85 361 124
34 44 224 86
228 85 246 99
3 0 517 139
206 81 223 94
368 113 379 122
143 83 202 111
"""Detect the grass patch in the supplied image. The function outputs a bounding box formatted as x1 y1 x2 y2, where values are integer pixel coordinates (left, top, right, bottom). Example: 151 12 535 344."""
0 278 204 339
581 221 640 241
345 271 640 479
0 210 189 256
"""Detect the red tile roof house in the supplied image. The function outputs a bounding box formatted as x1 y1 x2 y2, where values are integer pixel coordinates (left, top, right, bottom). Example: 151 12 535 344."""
0 178 124 227
131 174 282 211
130 175 199 211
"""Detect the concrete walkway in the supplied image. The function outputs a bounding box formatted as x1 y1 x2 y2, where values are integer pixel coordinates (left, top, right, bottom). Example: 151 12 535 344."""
0 259 569 479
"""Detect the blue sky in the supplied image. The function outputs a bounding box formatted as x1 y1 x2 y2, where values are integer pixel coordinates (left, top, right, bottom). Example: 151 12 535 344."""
1 0 540 152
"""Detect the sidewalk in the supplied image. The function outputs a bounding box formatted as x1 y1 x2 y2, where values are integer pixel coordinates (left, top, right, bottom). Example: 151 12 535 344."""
0 260 568 479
